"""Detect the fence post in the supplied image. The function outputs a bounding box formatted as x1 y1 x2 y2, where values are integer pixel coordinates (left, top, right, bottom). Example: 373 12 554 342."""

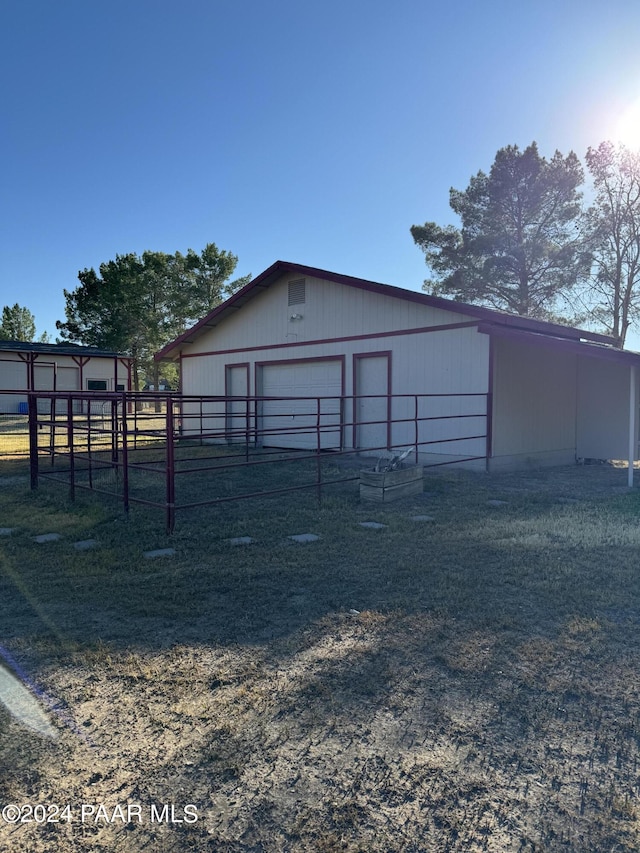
87 397 93 488
485 391 493 472
121 392 130 517
316 396 322 503
67 395 75 502
133 394 138 450
28 392 38 490
245 395 250 461
166 396 176 533
50 397 56 465
111 397 118 468
65 394 73 451
414 395 419 465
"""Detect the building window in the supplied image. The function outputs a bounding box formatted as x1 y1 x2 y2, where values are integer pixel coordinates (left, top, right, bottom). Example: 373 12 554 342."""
87 379 109 391
288 279 306 306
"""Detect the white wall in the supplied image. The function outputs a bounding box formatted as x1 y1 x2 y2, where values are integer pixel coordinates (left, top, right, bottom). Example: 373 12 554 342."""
0 351 130 414
178 272 491 463
576 357 637 461
490 338 578 470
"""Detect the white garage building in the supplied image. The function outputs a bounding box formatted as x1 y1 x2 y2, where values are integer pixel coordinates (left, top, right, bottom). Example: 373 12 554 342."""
156 261 640 474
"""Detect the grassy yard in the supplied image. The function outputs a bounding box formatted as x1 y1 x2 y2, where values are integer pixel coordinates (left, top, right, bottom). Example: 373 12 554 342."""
0 410 169 458
1 456 640 851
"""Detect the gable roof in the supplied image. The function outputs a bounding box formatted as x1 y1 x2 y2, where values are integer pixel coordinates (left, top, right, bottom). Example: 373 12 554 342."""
155 260 621 361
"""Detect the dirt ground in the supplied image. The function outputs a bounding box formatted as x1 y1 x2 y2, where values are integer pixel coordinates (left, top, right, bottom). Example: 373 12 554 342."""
2 463 640 852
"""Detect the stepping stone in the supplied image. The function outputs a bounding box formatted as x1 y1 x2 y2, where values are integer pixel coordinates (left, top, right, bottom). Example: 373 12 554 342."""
227 536 254 546
73 539 98 551
359 522 387 529
410 515 435 522
34 533 62 543
143 548 176 559
0 528 15 536
288 533 320 543
487 500 508 507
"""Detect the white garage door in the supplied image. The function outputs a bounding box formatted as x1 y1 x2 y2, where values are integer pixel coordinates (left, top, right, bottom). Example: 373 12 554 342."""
259 360 343 450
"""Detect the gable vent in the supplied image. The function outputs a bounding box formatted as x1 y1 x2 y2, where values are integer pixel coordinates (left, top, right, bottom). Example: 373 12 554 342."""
288 278 306 306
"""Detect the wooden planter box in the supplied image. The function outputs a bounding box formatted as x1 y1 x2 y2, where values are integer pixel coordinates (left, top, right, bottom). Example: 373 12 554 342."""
360 464 423 503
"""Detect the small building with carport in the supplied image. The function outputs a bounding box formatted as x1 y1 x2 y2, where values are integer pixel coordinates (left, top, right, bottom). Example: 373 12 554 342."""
156 261 640 483
0 340 133 413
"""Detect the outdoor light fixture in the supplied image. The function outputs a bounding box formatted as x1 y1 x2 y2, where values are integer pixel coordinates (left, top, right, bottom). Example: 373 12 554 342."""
289 313 303 321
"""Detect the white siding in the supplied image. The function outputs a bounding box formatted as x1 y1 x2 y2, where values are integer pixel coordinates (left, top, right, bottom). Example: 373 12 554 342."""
491 338 577 469
185 274 471 357
174 270 640 471
576 357 638 460
180 286 490 464
0 350 130 414
57 366 80 391
83 360 128 390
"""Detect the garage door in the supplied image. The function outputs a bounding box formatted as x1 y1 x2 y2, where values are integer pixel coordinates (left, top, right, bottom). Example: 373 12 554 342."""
259 360 343 450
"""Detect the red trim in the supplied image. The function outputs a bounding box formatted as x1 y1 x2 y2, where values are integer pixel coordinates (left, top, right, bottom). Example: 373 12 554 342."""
178 320 480 361
352 351 392 451
156 260 615 360
71 356 90 399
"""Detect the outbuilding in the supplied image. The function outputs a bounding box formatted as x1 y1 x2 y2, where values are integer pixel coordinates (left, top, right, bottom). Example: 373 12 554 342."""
0 341 133 413
156 261 640 478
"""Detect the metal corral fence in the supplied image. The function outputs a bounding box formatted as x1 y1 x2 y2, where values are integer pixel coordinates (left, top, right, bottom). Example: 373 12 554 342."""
12 390 490 531
0 389 167 458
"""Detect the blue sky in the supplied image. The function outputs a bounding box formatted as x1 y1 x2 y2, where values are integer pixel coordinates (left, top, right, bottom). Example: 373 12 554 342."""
2 0 640 342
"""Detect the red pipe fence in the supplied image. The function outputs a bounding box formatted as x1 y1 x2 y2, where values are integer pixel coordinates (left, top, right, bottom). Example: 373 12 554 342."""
0 390 491 531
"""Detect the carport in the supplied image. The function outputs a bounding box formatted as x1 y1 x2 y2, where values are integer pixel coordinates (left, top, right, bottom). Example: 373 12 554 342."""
479 322 640 486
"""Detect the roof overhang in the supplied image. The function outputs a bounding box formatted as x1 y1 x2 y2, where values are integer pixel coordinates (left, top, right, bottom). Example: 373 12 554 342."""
0 340 132 360
477 322 640 367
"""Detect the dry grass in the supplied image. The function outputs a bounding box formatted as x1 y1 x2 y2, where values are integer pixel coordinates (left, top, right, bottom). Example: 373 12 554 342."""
1 459 640 851
0 411 169 459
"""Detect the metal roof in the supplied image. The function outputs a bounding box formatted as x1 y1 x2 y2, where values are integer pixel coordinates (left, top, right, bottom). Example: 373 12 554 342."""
476 322 640 367
0 340 131 359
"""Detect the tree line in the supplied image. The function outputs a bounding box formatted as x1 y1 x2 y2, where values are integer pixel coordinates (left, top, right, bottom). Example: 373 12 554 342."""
411 140 640 347
0 243 249 392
